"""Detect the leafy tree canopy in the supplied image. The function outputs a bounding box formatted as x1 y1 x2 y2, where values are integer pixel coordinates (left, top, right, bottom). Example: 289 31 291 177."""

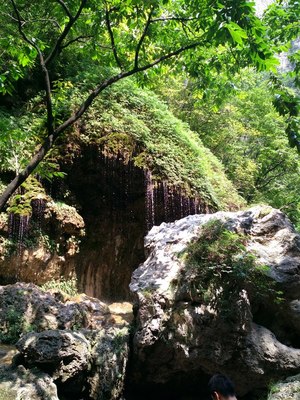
0 0 295 210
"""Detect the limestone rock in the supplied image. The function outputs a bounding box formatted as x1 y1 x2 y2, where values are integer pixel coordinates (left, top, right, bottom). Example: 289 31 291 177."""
45 201 85 236
130 206 300 396
17 330 90 380
0 365 59 400
87 327 129 400
268 374 300 400
17 330 90 396
0 283 111 344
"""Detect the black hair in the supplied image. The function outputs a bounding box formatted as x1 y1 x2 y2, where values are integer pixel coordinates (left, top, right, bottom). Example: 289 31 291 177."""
208 374 236 397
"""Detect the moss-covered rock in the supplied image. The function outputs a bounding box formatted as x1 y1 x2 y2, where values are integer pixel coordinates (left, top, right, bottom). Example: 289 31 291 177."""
268 374 300 400
7 176 47 216
66 78 244 210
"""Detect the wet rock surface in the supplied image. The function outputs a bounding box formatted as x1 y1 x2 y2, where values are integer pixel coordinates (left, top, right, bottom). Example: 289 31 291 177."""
130 206 300 397
0 200 85 286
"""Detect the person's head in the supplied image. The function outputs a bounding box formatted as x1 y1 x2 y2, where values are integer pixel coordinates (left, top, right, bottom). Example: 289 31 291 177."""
208 374 237 400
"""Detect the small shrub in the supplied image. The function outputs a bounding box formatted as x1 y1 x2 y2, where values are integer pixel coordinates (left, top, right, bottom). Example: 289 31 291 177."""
40 276 79 297
181 219 279 315
0 306 36 344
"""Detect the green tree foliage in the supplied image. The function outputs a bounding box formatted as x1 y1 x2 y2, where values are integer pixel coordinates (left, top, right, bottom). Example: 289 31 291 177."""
161 68 300 226
0 0 281 209
263 0 300 151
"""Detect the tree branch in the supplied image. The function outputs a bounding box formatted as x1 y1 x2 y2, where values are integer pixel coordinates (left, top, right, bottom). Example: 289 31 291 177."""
151 16 197 23
60 35 93 50
105 5 122 70
55 0 73 20
10 0 54 137
0 40 202 210
135 7 155 69
45 0 87 65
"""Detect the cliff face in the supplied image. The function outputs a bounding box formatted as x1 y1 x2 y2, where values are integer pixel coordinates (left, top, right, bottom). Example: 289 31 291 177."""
63 146 212 300
0 79 244 300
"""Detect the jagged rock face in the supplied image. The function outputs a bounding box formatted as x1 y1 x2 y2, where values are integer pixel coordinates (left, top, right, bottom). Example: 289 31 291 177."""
64 147 211 301
64 149 147 301
0 283 131 399
17 330 90 396
86 327 129 400
0 201 84 285
0 283 111 343
129 206 300 397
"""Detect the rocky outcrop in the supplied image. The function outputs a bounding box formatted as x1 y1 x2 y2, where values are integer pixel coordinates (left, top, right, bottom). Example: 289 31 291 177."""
15 328 129 399
86 327 129 400
0 365 59 400
130 206 300 397
0 283 131 399
17 330 90 393
0 200 85 286
0 283 111 343
267 374 300 399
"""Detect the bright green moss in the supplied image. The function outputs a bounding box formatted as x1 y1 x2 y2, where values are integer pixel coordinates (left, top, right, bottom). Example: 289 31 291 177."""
79 79 244 210
7 176 47 216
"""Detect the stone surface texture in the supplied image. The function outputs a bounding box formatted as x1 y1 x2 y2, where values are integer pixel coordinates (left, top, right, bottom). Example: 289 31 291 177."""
0 365 59 400
0 283 111 338
0 283 131 400
130 206 300 396
268 374 300 400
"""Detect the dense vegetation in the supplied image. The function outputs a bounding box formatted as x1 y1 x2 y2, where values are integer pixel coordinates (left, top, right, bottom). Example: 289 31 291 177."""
0 0 299 222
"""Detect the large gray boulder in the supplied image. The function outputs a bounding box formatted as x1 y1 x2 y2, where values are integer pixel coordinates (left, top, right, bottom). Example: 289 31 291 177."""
17 330 90 396
130 206 300 396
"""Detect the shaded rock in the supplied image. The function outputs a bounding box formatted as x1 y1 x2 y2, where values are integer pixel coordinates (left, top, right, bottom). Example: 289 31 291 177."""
130 206 300 396
45 201 85 236
268 374 300 399
87 327 129 400
17 330 89 381
17 330 90 396
0 283 111 344
0 199 85 286
0 365 58 400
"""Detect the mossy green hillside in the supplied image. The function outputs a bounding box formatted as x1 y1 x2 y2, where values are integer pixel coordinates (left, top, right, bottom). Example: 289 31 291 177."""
76 79 244 210
1 77 244 211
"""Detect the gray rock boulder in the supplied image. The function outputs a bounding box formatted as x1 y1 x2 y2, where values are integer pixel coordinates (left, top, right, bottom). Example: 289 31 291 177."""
17 330 90 396
0 365 59 400
268 374 300 399
87 327 129 400
0 283 111 344
130 206 300 396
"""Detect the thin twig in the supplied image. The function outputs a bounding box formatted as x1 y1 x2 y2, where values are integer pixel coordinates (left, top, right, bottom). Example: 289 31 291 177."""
151 16 198 23
45 0 87 65
135 7 155 69
105 5 122 70
61 35 93 49
55 0 73 20
10 0 54 137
